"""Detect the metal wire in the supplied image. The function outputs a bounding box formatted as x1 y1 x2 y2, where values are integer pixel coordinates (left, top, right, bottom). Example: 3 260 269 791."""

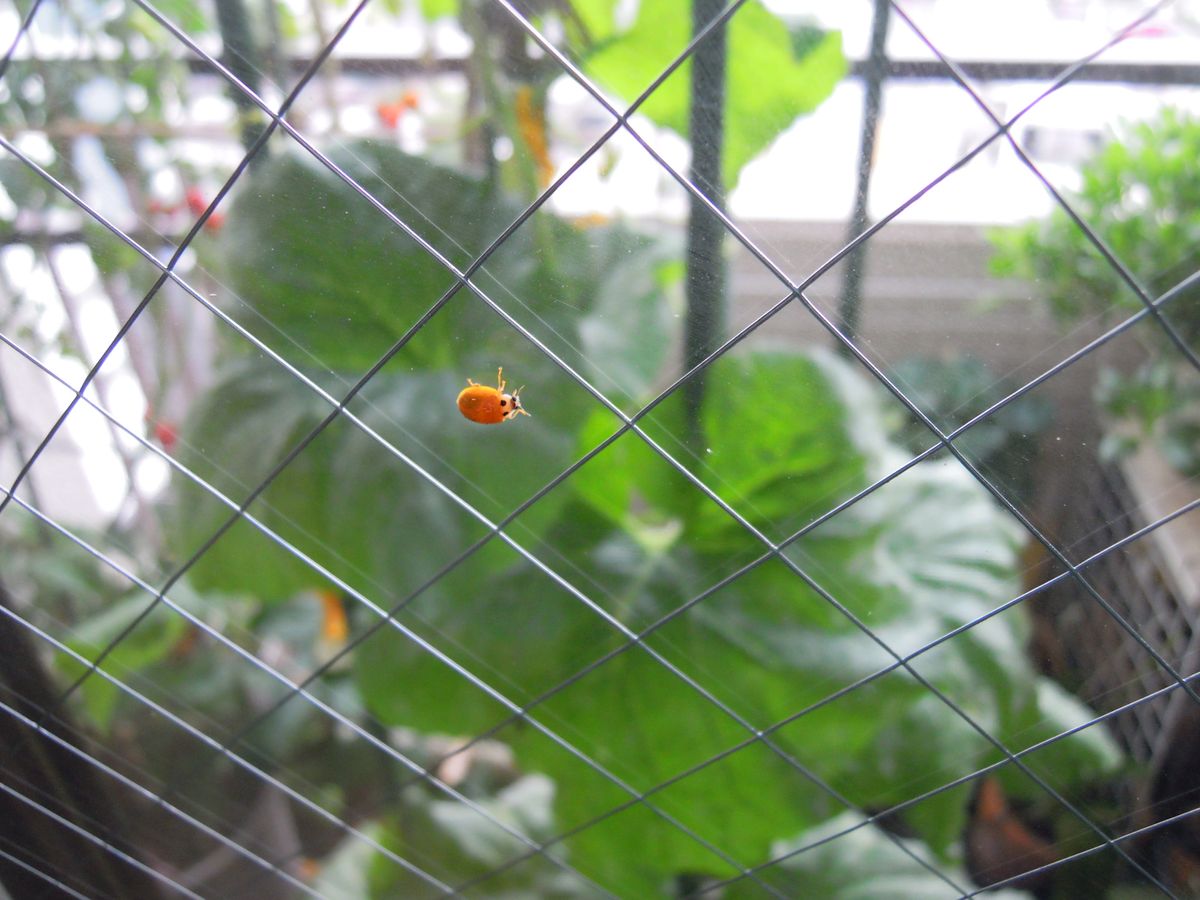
6 0 975 892
0 0 47 81
5 1 957 889
123 0 1152 890
1 0 1196 894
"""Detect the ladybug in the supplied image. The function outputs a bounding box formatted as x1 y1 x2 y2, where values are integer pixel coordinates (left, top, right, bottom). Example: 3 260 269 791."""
457 367 530 425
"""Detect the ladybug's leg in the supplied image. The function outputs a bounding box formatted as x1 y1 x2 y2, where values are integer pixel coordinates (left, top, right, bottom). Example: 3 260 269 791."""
496 366 506 392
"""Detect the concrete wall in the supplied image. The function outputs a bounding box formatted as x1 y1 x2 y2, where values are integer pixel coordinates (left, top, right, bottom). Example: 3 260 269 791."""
728 220 1132 419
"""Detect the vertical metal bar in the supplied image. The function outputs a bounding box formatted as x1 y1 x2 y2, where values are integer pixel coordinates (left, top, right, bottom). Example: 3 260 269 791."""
682 0 728 444
836 0 890 355
214 0 266 153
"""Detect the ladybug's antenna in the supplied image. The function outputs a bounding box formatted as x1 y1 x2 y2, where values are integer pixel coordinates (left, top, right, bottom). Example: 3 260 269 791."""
512 386 530 416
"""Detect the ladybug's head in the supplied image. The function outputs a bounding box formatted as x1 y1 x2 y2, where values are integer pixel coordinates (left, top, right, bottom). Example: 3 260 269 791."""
499 389 530 420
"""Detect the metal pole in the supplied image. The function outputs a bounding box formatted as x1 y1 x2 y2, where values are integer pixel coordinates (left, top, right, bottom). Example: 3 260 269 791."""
682 0 728 445
836 0 891 355
214 0 266 154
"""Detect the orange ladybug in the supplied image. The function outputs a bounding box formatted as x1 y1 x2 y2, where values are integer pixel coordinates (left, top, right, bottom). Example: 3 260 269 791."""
457 367 530 425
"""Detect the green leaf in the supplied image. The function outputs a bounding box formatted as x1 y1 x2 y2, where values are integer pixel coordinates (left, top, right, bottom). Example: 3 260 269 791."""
215 142 677 393
685 349 872 548
356 347 1063 891
573 349 874 556
217 146 504 373
581 0 845 188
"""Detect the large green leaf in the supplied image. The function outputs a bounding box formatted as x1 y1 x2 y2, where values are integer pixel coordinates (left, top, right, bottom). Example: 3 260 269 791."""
355 348 1081 889
572 349 871 551
215 143 675 385
580 0 846 188
216 145 520 373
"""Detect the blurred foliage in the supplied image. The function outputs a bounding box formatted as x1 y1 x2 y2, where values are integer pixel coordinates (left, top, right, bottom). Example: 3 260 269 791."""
416 0 845 192
891 355 1054 506
1 0 1132 894
161 142 1124 895
727 812 1027 900
989 107 1200 476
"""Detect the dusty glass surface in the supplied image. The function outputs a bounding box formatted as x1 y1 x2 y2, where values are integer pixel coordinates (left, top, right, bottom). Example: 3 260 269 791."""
2 0 1199 896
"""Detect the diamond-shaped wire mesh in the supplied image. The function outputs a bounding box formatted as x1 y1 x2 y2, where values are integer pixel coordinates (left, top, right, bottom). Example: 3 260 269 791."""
1 0 1199 896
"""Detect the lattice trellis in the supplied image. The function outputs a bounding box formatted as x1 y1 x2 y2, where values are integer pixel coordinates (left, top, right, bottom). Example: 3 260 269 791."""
1 0 1199 897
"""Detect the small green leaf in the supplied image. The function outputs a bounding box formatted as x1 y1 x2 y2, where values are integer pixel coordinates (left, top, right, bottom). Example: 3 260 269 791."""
417 0 459 20
685 349 871 548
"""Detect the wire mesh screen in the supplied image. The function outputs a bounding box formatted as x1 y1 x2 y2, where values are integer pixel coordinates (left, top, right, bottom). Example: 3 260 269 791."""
1 0 1199 897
